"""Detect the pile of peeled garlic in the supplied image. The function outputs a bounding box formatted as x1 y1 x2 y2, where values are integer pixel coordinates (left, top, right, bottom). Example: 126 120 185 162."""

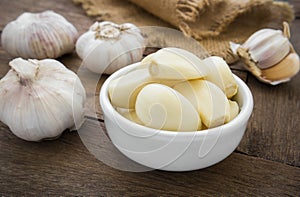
230 22 300 85
1 10 79 59
108 48 239 131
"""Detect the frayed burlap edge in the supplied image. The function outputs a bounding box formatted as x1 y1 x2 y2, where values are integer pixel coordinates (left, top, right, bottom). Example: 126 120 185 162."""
175 0 294 63
176 0 294 39
73 0 102 16
73 0 294 64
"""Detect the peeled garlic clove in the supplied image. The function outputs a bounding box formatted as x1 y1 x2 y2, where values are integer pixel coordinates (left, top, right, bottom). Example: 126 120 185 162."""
0 58 86 141
76 21 145 74
158 79 186 87
135 84 201 131
203 56 238 98
225 100 239 123
1 11 78 59
261 52 300 82
108 63 186 109
173 80 230 128
142 47 209 80
116 108 143 125
108 67 153 109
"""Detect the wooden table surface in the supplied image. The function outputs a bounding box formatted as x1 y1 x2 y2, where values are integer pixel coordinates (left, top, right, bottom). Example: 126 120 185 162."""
0 0 299 196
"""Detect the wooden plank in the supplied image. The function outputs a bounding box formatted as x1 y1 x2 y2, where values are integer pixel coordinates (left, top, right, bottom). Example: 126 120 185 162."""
289 0 300 18
290 19 300 55
0 50 10 79
0 120 299 196
238 72 300 166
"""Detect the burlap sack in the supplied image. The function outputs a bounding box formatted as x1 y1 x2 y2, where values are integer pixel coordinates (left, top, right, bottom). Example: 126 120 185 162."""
74 0 294 64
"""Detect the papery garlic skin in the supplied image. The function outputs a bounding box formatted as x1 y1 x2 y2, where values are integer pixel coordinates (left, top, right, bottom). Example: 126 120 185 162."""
76 21 145 74
242 28 290 69
230 22 300 85
0 58 86 141
1 10 78 59
261 52 300 82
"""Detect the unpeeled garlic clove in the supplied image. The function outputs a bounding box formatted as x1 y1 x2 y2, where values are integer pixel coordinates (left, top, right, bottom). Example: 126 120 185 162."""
231 22 300 85
0 58 86 141
76 21 145 74
261 52 300 82
1 11 78 59
242 28 290 69
173 80 230 128
135 83 201 131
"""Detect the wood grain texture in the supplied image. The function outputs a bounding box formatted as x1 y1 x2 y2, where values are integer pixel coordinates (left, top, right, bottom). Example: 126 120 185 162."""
290 0 300 17
1 120 299 196
0 0 300 195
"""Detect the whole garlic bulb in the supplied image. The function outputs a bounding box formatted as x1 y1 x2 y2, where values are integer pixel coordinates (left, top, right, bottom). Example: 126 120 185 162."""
76 21 145 74
230 22 300 85
0 58 86 141
1 10 78 59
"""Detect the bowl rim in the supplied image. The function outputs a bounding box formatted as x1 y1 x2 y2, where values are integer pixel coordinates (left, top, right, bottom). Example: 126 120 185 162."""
100 62 254 137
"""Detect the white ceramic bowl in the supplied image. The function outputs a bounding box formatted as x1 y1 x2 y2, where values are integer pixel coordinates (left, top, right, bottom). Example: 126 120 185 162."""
100 62 253 171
